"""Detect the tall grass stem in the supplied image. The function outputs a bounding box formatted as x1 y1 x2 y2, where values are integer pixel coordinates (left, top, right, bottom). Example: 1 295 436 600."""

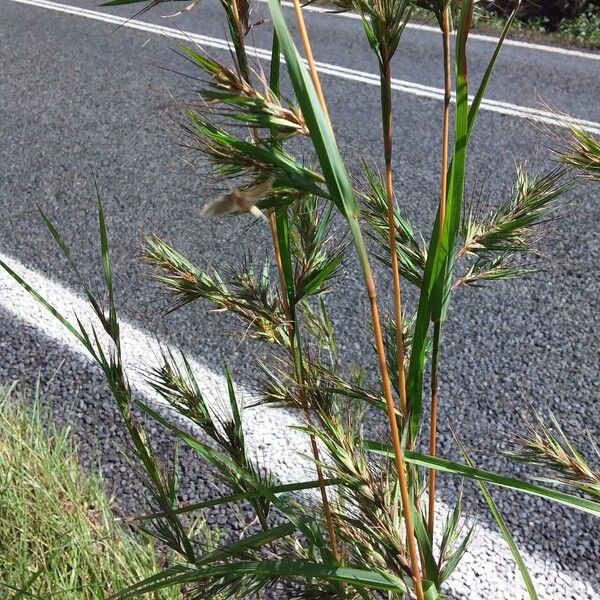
380 48 408 419
427 5 452 539
348 217 425 600
290 0 332 127
285 3 424 590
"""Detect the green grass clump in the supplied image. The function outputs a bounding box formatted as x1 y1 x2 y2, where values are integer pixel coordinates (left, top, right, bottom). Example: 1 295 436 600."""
0 384 175 599
410 4 600 48
555 8 600 47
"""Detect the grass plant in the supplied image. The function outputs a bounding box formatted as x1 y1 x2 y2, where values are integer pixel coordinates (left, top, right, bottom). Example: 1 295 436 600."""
0 383 175 599
1 0 598 598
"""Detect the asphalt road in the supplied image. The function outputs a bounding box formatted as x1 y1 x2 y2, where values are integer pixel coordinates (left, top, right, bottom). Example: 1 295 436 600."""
0 1 599 598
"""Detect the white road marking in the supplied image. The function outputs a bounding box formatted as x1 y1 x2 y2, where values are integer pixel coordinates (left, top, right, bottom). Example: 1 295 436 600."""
0 251 310 479
0 250 596 599
9 0 600 136
260 0 600 61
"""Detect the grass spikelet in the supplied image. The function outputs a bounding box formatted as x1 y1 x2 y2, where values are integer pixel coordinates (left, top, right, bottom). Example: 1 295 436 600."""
558 126 600 181
510 411 600 500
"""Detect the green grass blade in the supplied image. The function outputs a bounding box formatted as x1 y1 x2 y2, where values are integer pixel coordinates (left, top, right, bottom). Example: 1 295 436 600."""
96 188 112 300
406 0 473 440
128 478 340 521
269 0 282 102
300 252 344 298
467 2 519 138
96 187 119 339
412 509 440 584
0 258 90 350
431 0 473 319
474 472 538 598
266 0 357 219
224 366 244 449
365 441 600 516
439 527 473 584
423 580 442 600
405 4 516 440
38 208 105 320
112 560 408 598
275 208 296 306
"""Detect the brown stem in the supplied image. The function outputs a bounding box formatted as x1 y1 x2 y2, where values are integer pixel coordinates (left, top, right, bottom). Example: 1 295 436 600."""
380 50 408 419
308 415 340 561
427 5 451 541
360 250 425 600
381 51 425 592
268 212 290 321
289 4 422 594
290 0 332 128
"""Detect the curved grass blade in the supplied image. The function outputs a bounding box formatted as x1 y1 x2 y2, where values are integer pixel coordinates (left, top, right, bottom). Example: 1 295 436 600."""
96 185 120 343
459 445 539 600
266 0 357 219
439 527 473 584
111 560 408 599
0 258 89 350
467 1 520 138
365 441 600 517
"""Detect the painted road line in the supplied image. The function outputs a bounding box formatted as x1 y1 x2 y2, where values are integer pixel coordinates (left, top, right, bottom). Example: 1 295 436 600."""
0 251 310 479
9 0 600 136
0 250 596 599
258 0 600 61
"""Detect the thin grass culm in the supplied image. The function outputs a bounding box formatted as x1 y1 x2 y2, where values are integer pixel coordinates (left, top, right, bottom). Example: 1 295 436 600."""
2 0 599 598
361 0 426 594
427 0 453 541
377 0 411 420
